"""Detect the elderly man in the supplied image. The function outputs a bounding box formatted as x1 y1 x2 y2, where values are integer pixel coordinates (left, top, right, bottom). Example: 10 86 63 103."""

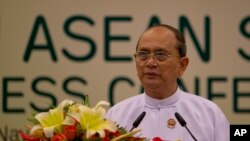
105 24 229 141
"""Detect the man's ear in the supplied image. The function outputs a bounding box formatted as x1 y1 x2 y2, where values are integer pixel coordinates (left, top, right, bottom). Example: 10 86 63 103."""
178 57 189 77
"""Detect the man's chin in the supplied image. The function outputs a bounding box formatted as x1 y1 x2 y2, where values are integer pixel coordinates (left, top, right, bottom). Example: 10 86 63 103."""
142 80 161 89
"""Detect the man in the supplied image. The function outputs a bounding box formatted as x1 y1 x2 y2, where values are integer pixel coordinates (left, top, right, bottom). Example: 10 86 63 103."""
105 24 229 141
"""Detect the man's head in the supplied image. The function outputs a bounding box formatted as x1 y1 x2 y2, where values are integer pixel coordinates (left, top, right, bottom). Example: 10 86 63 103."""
134 24 189 99
136 24 187 57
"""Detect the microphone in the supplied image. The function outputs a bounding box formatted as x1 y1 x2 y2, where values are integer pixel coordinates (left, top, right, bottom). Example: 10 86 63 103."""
129 111 146 131
175 112 198 141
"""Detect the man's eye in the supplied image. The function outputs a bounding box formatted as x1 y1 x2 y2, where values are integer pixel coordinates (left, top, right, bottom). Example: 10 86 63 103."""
156 52 165 56
139 52 148 56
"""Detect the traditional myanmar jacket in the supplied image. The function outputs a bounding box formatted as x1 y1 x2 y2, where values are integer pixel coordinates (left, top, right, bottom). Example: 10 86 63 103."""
105 88 229 141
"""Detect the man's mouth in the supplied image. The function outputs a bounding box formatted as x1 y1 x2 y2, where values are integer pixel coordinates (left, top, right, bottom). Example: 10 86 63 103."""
145 72 157 75
144 72 159 78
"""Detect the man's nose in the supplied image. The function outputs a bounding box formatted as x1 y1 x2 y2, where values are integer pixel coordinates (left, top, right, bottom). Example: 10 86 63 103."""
145 55 157 67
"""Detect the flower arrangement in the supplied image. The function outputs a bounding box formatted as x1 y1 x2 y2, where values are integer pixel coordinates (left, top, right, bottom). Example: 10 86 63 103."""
17 98 145 141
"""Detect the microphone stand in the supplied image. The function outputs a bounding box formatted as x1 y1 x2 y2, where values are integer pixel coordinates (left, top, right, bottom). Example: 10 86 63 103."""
175 112 198 141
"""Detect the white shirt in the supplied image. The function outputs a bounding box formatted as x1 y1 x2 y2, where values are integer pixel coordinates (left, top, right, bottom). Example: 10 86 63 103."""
105 88 229 141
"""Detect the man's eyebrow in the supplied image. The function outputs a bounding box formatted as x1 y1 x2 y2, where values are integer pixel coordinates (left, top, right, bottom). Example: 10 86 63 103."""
153 48 170 53
137 46 169 52
155 49 167 52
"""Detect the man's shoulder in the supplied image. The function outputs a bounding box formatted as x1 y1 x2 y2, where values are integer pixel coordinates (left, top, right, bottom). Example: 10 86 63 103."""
180 90 220 109
177 90 229 125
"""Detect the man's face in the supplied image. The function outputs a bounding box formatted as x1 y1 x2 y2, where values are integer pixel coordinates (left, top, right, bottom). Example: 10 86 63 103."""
135 27 186 90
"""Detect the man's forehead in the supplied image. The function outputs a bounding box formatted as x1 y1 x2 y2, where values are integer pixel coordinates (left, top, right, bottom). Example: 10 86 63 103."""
139 28 176 45
141 26 175 40
136 26 178 51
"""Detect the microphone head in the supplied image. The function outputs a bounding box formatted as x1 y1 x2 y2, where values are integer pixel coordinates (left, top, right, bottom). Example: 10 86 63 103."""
175 112 187 127
133 111 146 128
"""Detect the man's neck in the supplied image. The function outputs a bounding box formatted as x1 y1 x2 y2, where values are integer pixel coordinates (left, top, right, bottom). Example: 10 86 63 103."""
144 86 178 100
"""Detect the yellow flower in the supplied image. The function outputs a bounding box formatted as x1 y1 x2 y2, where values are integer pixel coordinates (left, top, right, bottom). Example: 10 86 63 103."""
66 101 117 138
33 108 64 138
31 99 75 138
